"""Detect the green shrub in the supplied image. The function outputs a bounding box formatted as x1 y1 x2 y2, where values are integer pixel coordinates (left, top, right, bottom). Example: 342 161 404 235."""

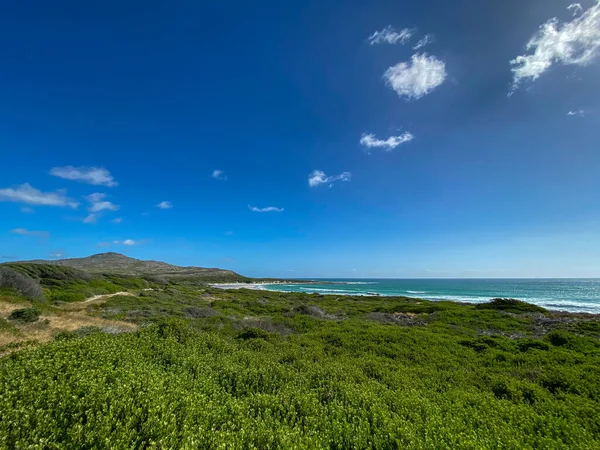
0 267 43 299
547 330 571 346
8 308 40 323
475 298 546 313
236 327 273 341
1 286 599 448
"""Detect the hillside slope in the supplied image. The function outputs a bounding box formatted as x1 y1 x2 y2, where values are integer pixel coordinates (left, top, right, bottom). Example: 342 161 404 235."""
16 252 248 283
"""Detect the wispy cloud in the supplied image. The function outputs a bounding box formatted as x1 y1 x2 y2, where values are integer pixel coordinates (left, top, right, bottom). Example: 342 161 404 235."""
49 251 65 259
248 205 284 212
510 3 600 91
85 193 119 213
83 214 98 224
413 34 434 50
0 183 79 208
567 109 586 117
113 239 138 246
212 169 227 180
157 201 173 209
308 170 351 188
568 3 583 17
368 26 414 45
50 166 118 187
110 217 123 224
384 53 447 100
96 239 140 248
20 206 35 214
11 228 50 238
360 132 414 152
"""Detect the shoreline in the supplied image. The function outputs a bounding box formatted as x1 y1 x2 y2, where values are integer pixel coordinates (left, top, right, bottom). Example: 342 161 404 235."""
210 282 600 315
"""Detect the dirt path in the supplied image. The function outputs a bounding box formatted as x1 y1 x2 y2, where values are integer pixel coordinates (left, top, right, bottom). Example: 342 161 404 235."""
0 291 139 353
62 291 136 311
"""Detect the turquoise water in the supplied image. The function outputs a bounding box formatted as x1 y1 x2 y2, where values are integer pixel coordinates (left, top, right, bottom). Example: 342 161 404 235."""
262 279 600 314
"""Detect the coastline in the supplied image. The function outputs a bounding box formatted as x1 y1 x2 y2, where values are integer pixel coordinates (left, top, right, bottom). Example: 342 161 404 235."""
210 279 600 314
210 282 269 290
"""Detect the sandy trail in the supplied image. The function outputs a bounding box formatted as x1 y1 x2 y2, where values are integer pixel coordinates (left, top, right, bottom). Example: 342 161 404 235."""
62 291 136 310
0 291 139 352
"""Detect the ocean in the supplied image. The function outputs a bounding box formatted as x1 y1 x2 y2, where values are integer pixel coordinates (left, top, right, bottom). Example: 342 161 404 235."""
262 278 600 314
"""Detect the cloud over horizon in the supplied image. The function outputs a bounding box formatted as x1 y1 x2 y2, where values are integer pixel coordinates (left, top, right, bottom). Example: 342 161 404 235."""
360 132 414 152
0 183 79 208
308 170 351 188
98 239 140 247
50 166 118 187
114 239 138 246
384 53 447 100
510 3 600 91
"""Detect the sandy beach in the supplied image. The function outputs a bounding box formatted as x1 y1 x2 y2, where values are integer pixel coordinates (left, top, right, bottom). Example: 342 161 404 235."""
210 283 268 290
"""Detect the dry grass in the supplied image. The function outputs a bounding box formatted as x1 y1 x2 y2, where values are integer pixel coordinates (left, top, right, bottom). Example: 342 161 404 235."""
0 294 137 355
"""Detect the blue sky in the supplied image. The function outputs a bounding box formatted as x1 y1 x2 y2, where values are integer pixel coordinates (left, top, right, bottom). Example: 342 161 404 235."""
1 0 600 278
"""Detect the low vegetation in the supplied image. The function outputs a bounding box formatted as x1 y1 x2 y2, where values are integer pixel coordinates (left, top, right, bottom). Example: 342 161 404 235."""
0 264 598 448
0 266 43 299
8 308 40 323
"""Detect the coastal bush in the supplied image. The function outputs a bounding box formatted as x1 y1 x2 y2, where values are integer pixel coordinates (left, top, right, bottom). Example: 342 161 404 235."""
6 263 92 283
475 298 546 313
1 319 599 449
1 286 599 448
8 308 40 323
547 330 571 346
0 267 43 299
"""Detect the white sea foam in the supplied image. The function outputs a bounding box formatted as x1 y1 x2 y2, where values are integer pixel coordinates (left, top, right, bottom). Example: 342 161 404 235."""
406 290 427 294
299 287 350 293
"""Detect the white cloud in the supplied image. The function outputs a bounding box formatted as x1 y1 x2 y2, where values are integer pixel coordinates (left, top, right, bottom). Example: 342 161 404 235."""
248 205 284 212
49 251 65 259
50 166 117 187
568 109 586 116
308 170 351 188
157 201 173 209
568 3 583 17
110 217 123 224
0 183 79 208
384 53 447 100
20 206 35 214
212 169 227 180
368 26 414 45
413 34 434 50
83 214 98 224
113 239 138 246
11 228 50 238
85 193 119 213
510 3 600 91
360 132 414 152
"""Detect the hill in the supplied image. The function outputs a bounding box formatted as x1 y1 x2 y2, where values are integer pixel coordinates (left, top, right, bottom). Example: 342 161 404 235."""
16 252 248 283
